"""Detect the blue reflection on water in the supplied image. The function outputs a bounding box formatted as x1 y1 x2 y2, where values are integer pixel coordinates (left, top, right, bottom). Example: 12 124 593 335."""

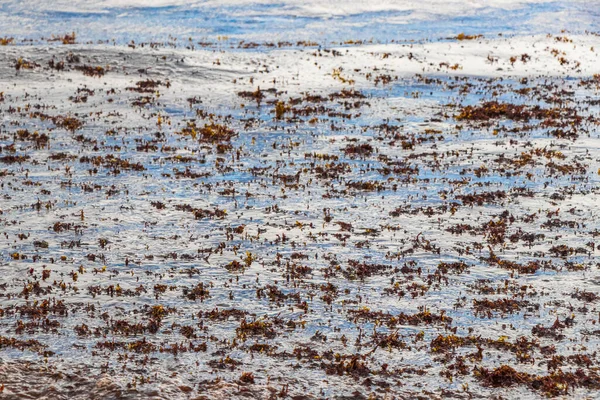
1 1 597 44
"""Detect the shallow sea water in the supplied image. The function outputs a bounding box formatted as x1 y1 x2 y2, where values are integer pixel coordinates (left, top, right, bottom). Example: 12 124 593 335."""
1 1 600 399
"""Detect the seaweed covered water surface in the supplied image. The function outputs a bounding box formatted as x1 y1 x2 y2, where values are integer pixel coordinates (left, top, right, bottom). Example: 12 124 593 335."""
1 2 600 400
